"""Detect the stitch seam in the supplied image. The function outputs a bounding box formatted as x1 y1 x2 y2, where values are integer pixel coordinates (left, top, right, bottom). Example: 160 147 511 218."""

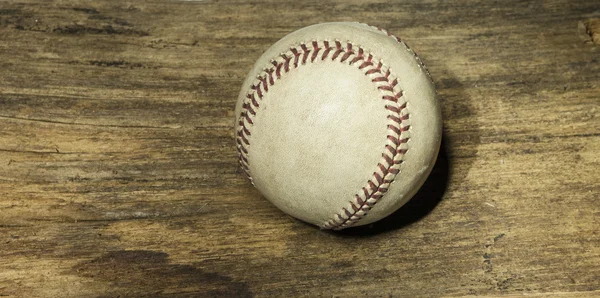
236 39 411 230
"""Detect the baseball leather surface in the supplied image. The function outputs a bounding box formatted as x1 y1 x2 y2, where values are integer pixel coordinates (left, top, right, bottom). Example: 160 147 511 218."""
235 22 442 230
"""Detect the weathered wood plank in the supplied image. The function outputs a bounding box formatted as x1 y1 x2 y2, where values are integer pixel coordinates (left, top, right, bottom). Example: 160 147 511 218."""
0 0 599 297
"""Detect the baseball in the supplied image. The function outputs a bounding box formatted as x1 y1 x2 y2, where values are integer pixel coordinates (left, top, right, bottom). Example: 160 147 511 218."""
235 22 442 230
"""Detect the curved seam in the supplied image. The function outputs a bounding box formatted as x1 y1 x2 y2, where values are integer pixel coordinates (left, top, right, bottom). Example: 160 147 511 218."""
236 39 411 230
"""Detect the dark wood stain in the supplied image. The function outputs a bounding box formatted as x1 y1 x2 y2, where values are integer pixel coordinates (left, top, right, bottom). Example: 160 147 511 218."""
73 250 253 297
0 0 599 297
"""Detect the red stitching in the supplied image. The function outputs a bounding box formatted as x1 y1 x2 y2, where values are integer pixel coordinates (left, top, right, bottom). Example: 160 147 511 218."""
371 193 383 200
239 144 248 154
366 62 382 75
242 103 255 116
340 44 354 62
350 48 364 65
374 172 383 185
387 115 402 124
265 68 275 85
236 38 411 230
248 93 259 108
282 54 291 72
382 153 393 165
242 125 251 136
359 54 373 69
255 83 263 99
384 145 395 155
239 131 249 145
344 208 352 217
274 60 283 78
355 195 364 205
388 124 401 135
243 113 253 125
259 76 268 92
387 135 400 146
290 48 301 68
321 41 332 60
362 187 369 198
385 105 400 113
378 85 394 92
331 40 344 60
367 180 377 191
300 43 310 64
310 41 320 62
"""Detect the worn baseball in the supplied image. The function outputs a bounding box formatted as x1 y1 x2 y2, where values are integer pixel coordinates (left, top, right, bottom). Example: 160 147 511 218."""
235 22 442 230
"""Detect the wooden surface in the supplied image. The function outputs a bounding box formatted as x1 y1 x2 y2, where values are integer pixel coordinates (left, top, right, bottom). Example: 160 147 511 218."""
1 1 599 297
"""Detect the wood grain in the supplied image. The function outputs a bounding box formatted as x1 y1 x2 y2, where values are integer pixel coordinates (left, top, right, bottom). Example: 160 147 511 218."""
0 0 599 297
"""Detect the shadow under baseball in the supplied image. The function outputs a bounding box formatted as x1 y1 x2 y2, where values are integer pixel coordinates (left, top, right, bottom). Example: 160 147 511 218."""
329 135 449 237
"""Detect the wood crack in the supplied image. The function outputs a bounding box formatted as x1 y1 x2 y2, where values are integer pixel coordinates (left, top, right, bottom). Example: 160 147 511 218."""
0 115 178 129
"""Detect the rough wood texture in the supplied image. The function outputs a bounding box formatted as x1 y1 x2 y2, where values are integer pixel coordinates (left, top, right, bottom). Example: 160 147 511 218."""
1 1 599 297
